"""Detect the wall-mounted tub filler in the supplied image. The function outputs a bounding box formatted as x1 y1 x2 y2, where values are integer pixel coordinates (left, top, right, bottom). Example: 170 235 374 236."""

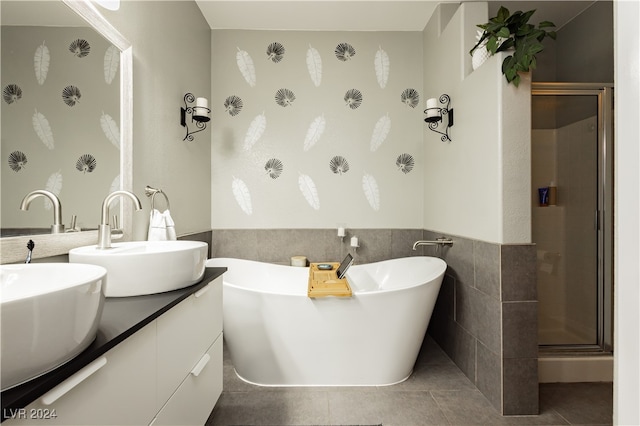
412 237 454 250
19 189 64 233
97 190 142 249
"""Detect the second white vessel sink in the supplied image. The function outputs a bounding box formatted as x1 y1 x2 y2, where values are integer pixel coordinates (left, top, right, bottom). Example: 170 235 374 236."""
69 240 208 297
1 263 107 391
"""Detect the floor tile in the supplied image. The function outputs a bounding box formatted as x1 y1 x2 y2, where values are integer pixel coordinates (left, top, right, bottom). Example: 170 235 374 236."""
389 362 476 392
208 390 330 426
328 390 450 426
432 389 569 425
209 340 613 426
539 383 613 425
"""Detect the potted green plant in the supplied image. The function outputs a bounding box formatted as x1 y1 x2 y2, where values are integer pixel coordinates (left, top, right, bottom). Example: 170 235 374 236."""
470 6 557 87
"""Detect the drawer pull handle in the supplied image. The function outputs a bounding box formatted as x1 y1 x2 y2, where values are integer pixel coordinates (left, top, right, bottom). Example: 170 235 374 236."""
194 285 210 298
40 357 107 405
190 354 210 377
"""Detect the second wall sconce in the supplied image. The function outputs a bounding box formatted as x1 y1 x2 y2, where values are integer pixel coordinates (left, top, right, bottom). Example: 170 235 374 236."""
424 94 453 142
180 93 210 141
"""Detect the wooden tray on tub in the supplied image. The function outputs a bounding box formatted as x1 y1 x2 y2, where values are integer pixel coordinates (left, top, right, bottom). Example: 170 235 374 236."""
307 262 352 298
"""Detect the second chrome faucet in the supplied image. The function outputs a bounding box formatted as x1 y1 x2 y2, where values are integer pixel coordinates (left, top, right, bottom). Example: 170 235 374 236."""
97 190 142 249
20 189 64 234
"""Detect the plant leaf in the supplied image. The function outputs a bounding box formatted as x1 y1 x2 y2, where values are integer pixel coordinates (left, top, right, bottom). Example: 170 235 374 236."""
497 27 510 38
497 6 510 22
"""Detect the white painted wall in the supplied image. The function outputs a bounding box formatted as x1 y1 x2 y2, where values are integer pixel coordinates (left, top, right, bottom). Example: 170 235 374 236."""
422 3 531 245
101 1 212 240
210 30 424 229
614 0 640 423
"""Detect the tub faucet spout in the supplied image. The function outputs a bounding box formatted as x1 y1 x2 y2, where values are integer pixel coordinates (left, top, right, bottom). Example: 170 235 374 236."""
97 190 142 249
412 237 454 250
20 189 64 233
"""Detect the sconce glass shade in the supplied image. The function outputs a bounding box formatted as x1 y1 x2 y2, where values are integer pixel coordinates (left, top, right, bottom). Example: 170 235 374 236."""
424 98 442 122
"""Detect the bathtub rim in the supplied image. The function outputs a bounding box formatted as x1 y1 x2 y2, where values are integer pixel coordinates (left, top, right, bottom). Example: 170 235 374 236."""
205 256 447 297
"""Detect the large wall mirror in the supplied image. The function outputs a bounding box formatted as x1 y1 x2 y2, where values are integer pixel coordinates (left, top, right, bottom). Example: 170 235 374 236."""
0 0 132 263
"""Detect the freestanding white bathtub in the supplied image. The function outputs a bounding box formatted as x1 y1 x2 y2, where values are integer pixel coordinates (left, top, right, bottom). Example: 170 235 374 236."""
205 256 447 386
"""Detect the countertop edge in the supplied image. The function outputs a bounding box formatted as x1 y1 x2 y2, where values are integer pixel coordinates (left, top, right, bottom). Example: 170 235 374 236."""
1 266 227 421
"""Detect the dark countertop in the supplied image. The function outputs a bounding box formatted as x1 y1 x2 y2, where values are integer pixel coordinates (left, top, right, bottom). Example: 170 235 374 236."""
1 267 226 421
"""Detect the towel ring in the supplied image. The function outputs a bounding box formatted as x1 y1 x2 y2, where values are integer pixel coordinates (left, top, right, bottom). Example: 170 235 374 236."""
144 185 171 211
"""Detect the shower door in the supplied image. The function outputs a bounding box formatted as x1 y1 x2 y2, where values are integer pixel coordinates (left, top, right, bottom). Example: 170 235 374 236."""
531 83 613 352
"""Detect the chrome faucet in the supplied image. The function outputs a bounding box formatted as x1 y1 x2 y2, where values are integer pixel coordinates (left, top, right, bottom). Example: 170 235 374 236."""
20 189 64 233
412 237 454 250
97 190 142 249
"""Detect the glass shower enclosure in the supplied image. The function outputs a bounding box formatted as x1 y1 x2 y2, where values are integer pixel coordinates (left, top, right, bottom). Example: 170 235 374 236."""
531 83 613 353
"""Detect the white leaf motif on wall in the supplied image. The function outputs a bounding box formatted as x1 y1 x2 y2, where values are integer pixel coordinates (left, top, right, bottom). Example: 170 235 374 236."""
232 177 253 215
303 114 326 151
110 175 121 192
34 41 50 85
306 45 322 87
374 46 390 89
298 173 320 210
109 175 121 209
44 170 63 210
100 112 120 149
104 45 119 84
362 173 380 211
32 109 54 150
370 113 391 152
236 48 256 87
244 113 266 151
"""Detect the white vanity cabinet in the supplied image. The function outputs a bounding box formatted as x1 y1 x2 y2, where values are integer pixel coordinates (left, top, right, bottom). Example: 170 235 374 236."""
4 323 157 426
4 276 224 426
153 277 223 425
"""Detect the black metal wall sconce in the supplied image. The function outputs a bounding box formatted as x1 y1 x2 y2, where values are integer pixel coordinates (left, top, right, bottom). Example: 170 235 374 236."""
424 94 454 142
180 93 210 141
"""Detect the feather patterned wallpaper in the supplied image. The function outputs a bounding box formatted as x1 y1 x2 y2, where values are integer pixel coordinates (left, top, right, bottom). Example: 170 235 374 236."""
1 26 119 230
211 30 424 229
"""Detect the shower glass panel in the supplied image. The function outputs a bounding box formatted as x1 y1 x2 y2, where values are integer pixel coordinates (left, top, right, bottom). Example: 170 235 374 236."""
531 84 613 351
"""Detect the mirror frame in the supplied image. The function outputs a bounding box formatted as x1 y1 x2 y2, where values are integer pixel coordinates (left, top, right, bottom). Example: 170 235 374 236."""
0 0 132 264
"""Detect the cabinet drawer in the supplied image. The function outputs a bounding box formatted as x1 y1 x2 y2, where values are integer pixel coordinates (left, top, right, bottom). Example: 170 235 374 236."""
156 277 222 406
152 334 223 426
5 324 156 426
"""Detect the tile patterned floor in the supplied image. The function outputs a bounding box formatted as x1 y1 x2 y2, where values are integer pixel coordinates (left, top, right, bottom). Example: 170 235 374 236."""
207 337 613 426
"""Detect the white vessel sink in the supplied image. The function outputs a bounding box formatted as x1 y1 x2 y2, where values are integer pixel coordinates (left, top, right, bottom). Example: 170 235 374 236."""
0 263 107 391
69 240 208 297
